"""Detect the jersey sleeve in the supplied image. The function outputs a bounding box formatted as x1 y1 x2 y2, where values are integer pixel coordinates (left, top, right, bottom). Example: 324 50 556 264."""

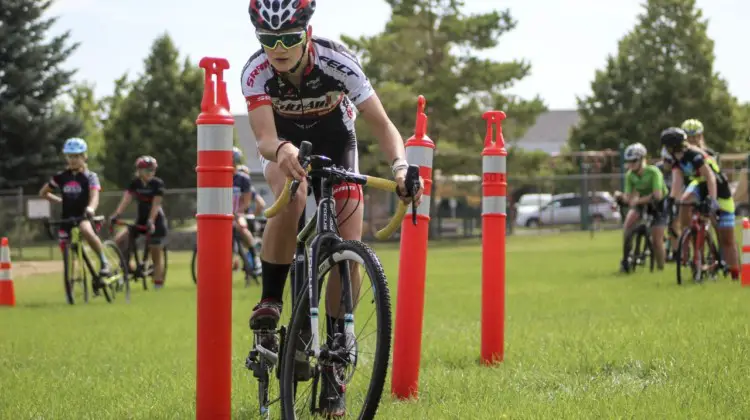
690 150 706 171
153 178 165 196
241 51 273 112
86 171 101 191
320 42 375 107
48 171 64 189
240 175 251 194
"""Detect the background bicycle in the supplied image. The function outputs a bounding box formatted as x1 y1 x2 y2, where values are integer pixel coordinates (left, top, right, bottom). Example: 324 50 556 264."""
110 220 169 291
43 216 129 304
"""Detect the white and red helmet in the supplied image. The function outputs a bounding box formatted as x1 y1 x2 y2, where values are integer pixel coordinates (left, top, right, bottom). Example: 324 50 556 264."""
249 0 316 32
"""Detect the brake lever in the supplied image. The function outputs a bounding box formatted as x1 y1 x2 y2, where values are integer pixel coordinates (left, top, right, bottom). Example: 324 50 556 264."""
405 165 420 226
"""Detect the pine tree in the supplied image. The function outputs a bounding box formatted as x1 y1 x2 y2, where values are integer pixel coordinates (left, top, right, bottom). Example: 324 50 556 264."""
570 0 739 154
0 0 83 190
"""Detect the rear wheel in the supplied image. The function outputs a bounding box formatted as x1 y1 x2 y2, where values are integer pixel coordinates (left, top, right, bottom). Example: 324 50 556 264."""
62 243 75 305
676 228 697 285
624 225 647 273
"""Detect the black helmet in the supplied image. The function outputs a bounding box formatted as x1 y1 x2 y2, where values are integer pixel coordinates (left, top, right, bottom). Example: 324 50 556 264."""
249 0 316 32
660 127 687 149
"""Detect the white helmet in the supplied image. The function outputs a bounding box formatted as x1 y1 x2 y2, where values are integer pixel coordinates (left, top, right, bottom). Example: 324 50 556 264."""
624 143 647 161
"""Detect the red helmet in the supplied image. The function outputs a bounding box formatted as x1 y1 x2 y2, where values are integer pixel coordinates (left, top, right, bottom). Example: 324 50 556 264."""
249 0 315 32
135 155 158 170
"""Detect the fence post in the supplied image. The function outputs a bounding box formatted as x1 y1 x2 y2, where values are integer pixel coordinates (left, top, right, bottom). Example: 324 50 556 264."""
579 144 590 231
618 141 625 192
480 110 507 365
391 95 434 400
16 187 23 260
195 57 234 420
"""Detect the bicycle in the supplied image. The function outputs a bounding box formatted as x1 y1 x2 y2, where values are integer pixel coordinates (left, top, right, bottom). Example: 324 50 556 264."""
245 141 419 419
675 200 728 285
622 203 658 273
111 220 169 290
43 215 129 304
191 218 262 287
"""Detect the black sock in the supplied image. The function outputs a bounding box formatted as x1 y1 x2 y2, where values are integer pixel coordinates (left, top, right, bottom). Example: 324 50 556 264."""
260 260 290 302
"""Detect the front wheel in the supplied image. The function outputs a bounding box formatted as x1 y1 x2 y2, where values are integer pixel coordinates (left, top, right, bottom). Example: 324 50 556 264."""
280 240 392 420
103 240 130 302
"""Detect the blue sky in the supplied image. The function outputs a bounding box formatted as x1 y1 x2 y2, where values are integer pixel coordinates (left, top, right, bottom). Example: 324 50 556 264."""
50 0 750 113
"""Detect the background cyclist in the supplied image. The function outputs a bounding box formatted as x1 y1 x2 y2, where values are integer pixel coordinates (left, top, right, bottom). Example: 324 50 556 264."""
660 127 740 281
38 138 111 280
658 147 679 261
619 143 668 273
110 156 168 289
241 0 423 415
232 147 262 275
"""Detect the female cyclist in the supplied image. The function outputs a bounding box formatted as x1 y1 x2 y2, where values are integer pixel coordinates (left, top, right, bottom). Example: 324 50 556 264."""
110 156 168 288
241 0 423 415
660 127 739 281
619 143 668 272
39 138 110 279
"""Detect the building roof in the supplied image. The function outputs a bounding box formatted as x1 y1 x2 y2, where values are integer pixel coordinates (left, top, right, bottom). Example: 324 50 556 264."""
509 110 580 155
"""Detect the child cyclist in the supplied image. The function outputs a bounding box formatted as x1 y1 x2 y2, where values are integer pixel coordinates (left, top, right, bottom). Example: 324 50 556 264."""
232 147 262 275
619 142 669 273
39 138 111 279
660 127 740 281
110 156 168 288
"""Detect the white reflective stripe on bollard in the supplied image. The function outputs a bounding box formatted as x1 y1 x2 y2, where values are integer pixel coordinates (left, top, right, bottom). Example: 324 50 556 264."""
482 156 506 174
0 270 9 281
744 228 750 246
482 196 507 215
198 125 235 151
197 188 234 215
406 146 434 168
415 196 430 217
743 252 750 265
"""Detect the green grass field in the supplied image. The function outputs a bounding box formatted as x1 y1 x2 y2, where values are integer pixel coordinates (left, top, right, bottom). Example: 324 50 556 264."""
1 230 749 419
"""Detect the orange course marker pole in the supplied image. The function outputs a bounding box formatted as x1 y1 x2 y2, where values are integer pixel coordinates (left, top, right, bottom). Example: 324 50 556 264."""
391 95 435 400
480 111 507 365
742 217 750 286
195 57 234 420
0 237 16 307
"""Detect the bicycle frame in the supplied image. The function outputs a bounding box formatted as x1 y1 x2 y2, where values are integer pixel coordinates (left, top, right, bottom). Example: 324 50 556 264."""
294 174 356 361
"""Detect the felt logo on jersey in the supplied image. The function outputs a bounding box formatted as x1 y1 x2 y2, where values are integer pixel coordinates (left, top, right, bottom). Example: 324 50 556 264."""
274 93 343 115
246 60 271 87
319 56 359 78
62 181 82 196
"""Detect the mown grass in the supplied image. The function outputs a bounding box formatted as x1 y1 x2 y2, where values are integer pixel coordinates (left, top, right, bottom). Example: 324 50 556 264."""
1 229 749 419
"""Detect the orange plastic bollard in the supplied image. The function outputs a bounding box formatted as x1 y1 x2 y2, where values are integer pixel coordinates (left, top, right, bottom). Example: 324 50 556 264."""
195 57 234 420
742 217 750 286
480 111 507 365
391 95 435 400
0 237 16 307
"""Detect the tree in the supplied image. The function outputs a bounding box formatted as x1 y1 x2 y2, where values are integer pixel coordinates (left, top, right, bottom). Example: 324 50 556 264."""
734 102 750 149
570 0 739 154
341 0 546 178
101 34 203 189
0 0 82 190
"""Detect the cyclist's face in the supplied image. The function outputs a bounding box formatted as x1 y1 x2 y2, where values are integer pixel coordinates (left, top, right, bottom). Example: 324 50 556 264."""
686 133 702 146
137 168 155 180
626 159 641 171
65 153 85 169
258 28 307 72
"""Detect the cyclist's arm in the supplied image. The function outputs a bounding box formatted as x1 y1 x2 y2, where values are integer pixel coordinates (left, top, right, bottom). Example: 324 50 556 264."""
39 183 62 204
698 165 718 201
253 192 266 216
86 172 102 213
649 167 664 201
112 192 133 216
238 192 252 217
148 196 163 225
622 173 636 203
247 105 283 162
670 169 683 200
357 94 406 166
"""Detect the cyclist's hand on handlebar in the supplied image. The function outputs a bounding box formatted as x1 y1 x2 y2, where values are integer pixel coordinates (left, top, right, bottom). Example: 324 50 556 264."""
109 214 119 225
277 142 307 181
85 206 95 218
394 167 424 206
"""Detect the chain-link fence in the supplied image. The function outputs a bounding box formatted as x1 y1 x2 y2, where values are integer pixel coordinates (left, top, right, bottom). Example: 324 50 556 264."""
2 167 747 260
